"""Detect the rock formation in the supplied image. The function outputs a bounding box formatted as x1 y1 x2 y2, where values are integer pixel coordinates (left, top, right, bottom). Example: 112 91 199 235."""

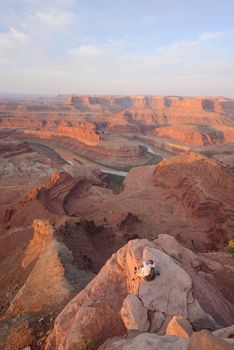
0 141 33 158
1 94 233 170
34 172 90 215
153 152 234 220
24 120 102 146
0 219 94 349
99 328 234 350
120 294 150 331
187 330 234 350
47 235 234 349
214 324 234 339
60 151 233 252
0 95 234 349
99 333 189 350
166 315 193 339
154 124 225 146
0 116 102 146
65 95 225 119
6 219 92 316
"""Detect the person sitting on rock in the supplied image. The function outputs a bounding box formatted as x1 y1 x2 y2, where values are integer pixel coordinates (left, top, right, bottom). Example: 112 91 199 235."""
134 259 159 281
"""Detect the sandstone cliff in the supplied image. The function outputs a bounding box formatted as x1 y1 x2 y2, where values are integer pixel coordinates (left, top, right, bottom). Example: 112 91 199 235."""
0 219 95 350
62 95 234 127
26 120 102 146
153 152 234 220
35 172 91 215
6 219 81 315
154 124 226 146
0 117 102 146
1 95 233 161
46 235 234 349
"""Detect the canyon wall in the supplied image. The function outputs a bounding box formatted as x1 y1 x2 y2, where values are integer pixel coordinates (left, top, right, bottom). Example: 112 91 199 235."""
65 95 234 145
0 118 102 146
154 125 225 146
65 95 227 124
153 152 234 219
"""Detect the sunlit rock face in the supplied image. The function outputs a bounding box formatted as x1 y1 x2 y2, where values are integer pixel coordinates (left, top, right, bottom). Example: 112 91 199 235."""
48 235 234 349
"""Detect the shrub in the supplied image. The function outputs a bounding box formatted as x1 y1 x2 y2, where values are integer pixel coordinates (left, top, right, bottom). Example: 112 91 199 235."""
227 240 234 257
169 251 182 261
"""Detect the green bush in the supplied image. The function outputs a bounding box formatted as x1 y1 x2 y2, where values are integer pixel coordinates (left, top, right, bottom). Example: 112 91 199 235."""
169 251 182 261
228 240 234 257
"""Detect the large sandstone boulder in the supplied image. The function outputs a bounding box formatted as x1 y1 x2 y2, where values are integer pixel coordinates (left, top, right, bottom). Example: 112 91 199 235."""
213 325 234 339
156 234 234 327
99 333 189 350
166 315 193 339
120 295 149 331
47 235 234 349
49 254 128 350
99 329 234 350
187 330 234 350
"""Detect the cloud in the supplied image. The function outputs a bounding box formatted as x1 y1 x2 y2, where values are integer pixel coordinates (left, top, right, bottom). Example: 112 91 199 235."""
36 9 75 28
54 30 234 96
199 31 225 41
0 27 28 45
0 3 233 99
18 0 75 7
69 45 103 57
8 27 28 43
0 28 29 65
128 31 232 69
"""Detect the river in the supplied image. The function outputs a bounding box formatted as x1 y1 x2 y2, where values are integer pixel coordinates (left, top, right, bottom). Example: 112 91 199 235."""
101 169 128 177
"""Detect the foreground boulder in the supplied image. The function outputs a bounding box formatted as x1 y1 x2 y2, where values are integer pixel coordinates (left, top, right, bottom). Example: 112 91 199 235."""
213 325 234 339
120 294 150 331
156 234 234 327
166 315 193 339
47 235 234 349
99 328 234 350
188 330 234 350
99 333 189 350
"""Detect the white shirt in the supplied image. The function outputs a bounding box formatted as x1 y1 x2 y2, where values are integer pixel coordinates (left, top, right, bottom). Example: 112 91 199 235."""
136 260 155 278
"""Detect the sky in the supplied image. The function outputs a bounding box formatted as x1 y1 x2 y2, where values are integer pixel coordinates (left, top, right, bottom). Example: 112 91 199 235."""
0 0 234 96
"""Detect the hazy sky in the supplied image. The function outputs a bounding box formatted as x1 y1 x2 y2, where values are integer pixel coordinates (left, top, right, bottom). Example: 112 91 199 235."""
0 0 234 96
